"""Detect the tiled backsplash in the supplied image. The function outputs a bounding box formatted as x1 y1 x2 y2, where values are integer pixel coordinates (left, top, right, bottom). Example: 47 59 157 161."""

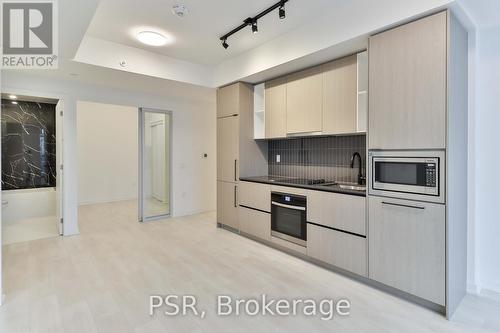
268 135 366 183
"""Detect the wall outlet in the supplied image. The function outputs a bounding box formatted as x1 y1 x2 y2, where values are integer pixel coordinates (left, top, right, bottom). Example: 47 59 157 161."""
276 154 281 163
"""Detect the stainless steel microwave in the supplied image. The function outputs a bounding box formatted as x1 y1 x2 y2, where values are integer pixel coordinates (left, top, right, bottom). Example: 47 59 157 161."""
368 150 445 203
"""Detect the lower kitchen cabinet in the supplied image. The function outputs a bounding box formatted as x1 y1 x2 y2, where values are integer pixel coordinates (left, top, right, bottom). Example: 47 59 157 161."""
307 191 366 235
307 224 367 277
238 181 271 212
239 206 271 241
217 181 239 230
368 196 445 305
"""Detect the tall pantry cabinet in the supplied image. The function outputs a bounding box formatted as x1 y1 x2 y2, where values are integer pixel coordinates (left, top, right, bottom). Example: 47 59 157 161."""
367 11 468 318
217 82 268 230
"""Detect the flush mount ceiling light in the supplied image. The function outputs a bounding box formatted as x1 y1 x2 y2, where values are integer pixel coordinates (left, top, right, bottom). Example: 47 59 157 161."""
137 31 168 46
11 101 18 104
9 95 17 99
219 0 289 49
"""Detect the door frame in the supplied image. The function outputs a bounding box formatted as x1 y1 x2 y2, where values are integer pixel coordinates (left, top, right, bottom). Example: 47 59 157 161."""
138 107 173 222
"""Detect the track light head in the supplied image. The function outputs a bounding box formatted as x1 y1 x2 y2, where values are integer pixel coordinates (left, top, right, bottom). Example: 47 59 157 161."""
279 4 285 19
222 39 229 49
251 20 258 34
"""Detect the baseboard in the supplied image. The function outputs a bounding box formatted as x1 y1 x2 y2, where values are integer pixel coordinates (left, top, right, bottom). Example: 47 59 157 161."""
78 197 138 206
479 288 500 302
466 282 481 295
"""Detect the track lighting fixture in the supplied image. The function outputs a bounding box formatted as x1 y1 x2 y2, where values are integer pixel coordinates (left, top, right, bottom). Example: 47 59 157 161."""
279 3 286 19
251 20 258 34
219 0 289 49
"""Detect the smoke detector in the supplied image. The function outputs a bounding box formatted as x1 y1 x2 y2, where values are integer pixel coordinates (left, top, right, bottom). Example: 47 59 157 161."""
172 4 189 18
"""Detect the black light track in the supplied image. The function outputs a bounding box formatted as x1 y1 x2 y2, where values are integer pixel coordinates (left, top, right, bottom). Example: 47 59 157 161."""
219 0 289 48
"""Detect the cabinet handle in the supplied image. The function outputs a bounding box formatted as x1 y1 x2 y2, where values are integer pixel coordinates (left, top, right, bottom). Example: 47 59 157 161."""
382 201 425 210
234 159 238 181
234 186 238 208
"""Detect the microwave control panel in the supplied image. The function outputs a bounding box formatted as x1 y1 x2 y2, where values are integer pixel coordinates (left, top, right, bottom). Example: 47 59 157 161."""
425 163 437 187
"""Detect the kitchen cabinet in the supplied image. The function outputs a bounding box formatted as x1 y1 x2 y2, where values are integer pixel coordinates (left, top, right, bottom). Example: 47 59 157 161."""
217 116 239 182
217 181 239 229
368 196 445 305
322 55 358 135
217 84 240 118
307 191 366 236
368 11 447 149
286 66 323 135
265 77 287 139
238 181 271 212
307 224 367 277
239 207 270 241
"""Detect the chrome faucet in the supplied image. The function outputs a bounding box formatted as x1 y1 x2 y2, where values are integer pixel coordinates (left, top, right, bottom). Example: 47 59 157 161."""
350 152 366 185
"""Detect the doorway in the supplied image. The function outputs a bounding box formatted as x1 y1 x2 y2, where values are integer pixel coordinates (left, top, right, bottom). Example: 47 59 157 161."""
1 94 63 244
139 108 172 221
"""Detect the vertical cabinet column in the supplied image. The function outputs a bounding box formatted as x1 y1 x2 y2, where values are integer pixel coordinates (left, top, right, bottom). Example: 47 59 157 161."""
217 115 239 183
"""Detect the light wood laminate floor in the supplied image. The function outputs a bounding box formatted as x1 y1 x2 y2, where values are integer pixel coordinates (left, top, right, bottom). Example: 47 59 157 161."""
1 200 499 333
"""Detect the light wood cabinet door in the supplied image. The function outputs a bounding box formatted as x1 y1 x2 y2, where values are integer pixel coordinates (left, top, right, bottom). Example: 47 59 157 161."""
308 191 366 236
368 196 445 305
239 207 270 241
238 181 271 212
368 11 447 149
217 181 239 229
265 77 287 138
286 66 323 134
322 55 358 135
307 224 367 277
217 83 240 118
217 116 239 182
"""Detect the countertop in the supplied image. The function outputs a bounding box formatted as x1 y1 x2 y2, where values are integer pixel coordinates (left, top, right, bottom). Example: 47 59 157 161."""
239 176 366 197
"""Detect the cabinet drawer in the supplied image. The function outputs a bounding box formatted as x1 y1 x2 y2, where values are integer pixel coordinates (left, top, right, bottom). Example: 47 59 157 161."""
239 182 271 212
368 196 445 305
307 224 367 277
239 207 270 241
308 191 366 235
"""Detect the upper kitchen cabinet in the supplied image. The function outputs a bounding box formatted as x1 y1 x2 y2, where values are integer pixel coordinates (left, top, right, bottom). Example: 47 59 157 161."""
369 11 447 149
286 66 323 135
217 83 240 118
265 77 287 139
322 54 358 135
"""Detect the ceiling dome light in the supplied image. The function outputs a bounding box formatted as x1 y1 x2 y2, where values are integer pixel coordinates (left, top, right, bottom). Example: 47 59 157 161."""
9 95 17 99
137 31 168 46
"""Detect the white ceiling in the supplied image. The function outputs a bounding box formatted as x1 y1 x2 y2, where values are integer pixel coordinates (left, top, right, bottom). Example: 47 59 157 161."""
85 0 335 66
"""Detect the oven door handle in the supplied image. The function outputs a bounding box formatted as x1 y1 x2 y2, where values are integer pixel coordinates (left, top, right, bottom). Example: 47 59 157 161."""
271 201 306 211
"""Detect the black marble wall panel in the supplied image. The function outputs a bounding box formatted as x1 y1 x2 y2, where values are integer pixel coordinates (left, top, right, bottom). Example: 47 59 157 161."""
268 135 366 183
1 99 56 190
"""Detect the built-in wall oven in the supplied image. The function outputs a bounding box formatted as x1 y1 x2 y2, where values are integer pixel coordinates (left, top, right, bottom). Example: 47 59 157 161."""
271 192 307 247
368 150 445 203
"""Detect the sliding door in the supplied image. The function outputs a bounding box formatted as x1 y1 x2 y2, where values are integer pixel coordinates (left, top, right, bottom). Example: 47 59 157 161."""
139 108 171 221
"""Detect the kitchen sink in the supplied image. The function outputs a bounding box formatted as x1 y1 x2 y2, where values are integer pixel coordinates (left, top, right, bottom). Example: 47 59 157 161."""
338 184 366 191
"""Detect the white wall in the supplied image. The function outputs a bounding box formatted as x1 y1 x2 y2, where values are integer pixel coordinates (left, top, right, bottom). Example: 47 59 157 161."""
77 101 139 205
2 70 217 237
474 24 500 294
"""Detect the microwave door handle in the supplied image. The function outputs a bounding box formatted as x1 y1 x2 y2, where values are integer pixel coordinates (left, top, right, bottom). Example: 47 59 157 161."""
271 201 306 211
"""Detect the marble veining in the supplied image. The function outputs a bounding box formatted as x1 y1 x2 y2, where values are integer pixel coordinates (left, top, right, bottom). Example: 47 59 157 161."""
1 99 57 190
